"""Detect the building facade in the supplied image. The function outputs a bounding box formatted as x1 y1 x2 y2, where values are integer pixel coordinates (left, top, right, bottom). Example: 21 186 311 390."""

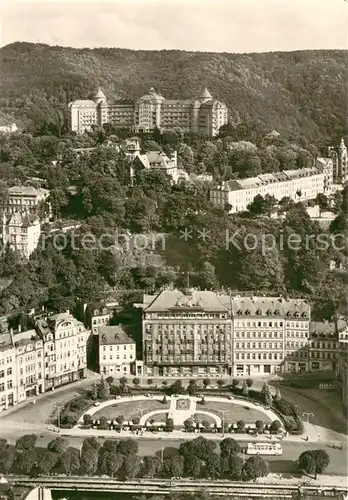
0 186 49 216
308 320 346 372
1 211 41 259
210 167 325 214
141 290 311 377
231 296 310 377
142 290 233 377
36 313 89 390
12 327 45 403
98 325 136 376
0 332 16 410
70 87 228 137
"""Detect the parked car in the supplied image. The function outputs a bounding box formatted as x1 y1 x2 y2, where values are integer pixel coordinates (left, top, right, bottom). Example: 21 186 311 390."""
94 401 101 407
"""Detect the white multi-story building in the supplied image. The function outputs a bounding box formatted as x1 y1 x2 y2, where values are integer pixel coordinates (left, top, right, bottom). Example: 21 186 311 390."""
69 87 228 137
0 332 16 410
210 167 325 213
98 325 136 376
36 312 89 390
1 210 41 259
231 296 310 376
12 327 44 403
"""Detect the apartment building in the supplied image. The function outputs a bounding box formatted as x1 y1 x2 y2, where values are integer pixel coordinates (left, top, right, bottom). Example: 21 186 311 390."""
1 211 41 259
0 186 49 216
231 296 310 377
0 332 16 410
98 325 136 376
12 327 44 403
210 167 325 214
36 312 89 390
142 289 233 377
141 289 311 377
70 87 228 137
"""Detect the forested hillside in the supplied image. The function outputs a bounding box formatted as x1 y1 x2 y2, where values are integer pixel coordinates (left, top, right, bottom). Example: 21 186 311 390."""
0 42 347 145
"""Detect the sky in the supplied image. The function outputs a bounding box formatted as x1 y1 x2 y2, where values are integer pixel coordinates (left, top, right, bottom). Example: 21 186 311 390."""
0 0 347 53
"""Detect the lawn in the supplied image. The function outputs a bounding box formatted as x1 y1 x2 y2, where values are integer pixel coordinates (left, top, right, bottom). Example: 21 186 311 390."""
93 399 170 420
193 413 216 425
202 402 271 424
144 412 169 423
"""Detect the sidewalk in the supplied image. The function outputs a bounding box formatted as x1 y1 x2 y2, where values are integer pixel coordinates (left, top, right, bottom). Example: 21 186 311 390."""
58 425 347 446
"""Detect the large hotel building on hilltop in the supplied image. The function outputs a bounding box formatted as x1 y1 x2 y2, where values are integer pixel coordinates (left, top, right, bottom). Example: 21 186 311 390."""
69 87 228 136
141 289 311 378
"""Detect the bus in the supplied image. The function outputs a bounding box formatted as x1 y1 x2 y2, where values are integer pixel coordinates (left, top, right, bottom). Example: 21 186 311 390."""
245 442 283 456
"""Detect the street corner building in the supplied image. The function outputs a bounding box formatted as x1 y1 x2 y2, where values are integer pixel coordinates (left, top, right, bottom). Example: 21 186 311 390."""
69 86 228 137
140 288 313 378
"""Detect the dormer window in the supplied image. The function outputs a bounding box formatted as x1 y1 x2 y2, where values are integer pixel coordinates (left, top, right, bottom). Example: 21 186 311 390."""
256 309 262 316
275 309 280 316
302 312 307 318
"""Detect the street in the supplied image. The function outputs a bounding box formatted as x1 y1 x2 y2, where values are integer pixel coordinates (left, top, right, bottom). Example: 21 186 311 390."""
0 420 346 477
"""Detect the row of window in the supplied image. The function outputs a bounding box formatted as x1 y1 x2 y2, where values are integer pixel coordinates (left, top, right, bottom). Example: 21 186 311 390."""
101 354 133 361
101 345 132 351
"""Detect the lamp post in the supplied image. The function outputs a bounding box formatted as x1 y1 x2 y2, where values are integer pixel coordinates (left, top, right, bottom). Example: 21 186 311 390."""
302 412 314 441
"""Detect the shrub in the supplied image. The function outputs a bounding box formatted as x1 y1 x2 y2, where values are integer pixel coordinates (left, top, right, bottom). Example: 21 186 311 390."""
200 396 206 405
232 379 239 389
273 398 296 416
166 418 174 432
99 416 109 430
147 379 153 385
255 420 264 432
217 379 224 387
133 378 140 386
270 420 282 433
242 380 249 397
246 378 253 387
83 414 92 425
106 376 114 385
110 384 121 396
120 377 127 386
116 415 124 424
261 382 272 405
162 395 168 404
132 417 140 425
237 420 245 432
202 378 210 387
